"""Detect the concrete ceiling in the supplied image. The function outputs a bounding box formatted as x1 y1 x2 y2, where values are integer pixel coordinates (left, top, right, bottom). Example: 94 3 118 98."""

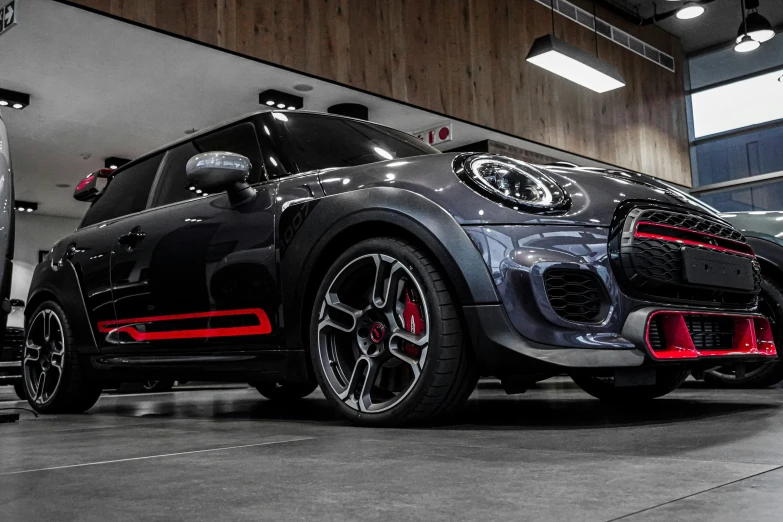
609 0 783 53
0 0 618 219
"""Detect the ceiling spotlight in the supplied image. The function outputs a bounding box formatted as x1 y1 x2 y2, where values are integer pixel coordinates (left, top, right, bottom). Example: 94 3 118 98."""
15 200 38 213
0 88 31 110
105 157 130 170
293 84 314 92
735 33 761 52
736 11 775 42
676 2 705 19
259 89 304 110
526 35 625 93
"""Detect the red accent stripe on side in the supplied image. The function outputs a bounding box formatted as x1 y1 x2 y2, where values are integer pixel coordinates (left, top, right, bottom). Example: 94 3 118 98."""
97 308 271 340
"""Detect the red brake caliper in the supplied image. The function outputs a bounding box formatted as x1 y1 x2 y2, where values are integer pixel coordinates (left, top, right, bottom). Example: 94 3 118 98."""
402 288 424 358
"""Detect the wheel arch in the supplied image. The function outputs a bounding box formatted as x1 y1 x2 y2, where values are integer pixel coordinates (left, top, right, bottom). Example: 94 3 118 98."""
26 262 99 354
279 187 499 353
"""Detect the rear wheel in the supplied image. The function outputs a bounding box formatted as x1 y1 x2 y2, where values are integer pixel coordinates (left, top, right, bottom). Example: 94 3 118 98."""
253 381 318 401
310 237 477 427
703 277 783 388
23 301 102 413
571 368 689 402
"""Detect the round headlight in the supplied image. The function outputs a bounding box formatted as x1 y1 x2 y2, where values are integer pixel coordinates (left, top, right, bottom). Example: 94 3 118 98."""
455 154 570 212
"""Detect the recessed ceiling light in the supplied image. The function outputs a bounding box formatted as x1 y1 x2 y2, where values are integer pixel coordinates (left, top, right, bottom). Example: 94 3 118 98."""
15 200 38 213
0 88 30 110
676 3 705 19
259 89 304 110
293 84 314 92
105 157 130 170
56 183 70 188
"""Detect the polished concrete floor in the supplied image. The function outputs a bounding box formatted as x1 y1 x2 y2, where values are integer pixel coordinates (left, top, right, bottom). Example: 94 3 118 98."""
1 378 783 521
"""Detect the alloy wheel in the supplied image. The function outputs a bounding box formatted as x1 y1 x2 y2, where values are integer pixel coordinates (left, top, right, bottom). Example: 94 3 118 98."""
23 309 66 405
316 254 430 413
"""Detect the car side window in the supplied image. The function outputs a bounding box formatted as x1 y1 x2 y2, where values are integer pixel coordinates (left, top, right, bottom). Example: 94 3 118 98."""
80 152 164 228
151 122 265 208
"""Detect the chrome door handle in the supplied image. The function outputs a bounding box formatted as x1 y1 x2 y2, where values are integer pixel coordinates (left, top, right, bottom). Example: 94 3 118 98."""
118 227 145 246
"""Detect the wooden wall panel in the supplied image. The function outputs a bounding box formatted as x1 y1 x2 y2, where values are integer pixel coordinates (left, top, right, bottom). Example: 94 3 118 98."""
67 0 691 185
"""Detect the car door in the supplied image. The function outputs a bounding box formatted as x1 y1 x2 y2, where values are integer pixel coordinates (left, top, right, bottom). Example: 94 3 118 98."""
106 122 280 355
69 152 165 349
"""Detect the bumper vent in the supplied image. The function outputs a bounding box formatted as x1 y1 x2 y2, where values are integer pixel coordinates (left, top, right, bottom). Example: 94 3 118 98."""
544 269 606 323
645 311 776 360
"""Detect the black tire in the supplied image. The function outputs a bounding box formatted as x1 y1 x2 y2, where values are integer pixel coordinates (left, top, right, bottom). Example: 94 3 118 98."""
703 277 783 388
23 300 102 414
253 381 318 401
13 381 27 400
571 368 689 402
309 237 476 427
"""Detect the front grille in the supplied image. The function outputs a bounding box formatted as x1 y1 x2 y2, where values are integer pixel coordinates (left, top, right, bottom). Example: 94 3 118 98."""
544 269 605 323
1 327 24 361
618 207 759 307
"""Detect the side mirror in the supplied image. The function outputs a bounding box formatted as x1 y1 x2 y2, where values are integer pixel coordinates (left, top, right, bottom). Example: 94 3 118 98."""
186 152 249 190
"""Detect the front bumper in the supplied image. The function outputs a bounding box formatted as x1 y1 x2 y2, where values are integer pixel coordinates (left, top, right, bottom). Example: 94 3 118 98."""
463 225 777 373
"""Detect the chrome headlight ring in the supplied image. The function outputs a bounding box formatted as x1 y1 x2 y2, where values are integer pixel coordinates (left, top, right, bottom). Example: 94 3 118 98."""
453 153 571 213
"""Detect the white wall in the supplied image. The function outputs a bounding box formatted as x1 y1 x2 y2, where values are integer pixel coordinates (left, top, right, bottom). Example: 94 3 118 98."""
11 213 80 302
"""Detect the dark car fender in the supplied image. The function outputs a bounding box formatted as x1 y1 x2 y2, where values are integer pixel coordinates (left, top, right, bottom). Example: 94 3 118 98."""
26 260 99 354
747 236 783 278
279 187 500 351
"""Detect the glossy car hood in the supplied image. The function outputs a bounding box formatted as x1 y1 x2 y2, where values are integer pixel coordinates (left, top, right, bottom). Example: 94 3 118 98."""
318 153 714 227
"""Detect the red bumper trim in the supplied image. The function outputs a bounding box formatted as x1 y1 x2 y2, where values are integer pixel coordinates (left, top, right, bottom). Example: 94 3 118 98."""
645 311 776 360
97 308 272 341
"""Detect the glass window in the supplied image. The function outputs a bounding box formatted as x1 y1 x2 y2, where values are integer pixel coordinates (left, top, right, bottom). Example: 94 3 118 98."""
80 152 164 228
151 122 265 207
273 112 437 172
692 68 783 138
695 125 783 186
699 179 783 212
150 142 201 207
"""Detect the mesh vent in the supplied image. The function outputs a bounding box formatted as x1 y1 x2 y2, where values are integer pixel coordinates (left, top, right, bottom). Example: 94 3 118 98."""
3 327 24 360
544 269 605 323
684 315 735 351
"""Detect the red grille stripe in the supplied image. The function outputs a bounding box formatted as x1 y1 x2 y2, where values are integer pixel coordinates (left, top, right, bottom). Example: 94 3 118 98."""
97 308 271 341
634 221 754 258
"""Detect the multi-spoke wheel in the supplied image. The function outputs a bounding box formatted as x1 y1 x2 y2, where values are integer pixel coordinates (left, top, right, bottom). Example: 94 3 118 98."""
310 237 477 426
23 301 101 413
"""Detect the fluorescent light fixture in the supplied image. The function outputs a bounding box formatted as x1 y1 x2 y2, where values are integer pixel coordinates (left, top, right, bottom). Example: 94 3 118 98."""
526 35 625 93
692 67 783 137
676 3 705 20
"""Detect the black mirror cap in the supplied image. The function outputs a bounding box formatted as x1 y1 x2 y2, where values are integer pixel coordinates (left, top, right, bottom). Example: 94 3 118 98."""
186 152 251 193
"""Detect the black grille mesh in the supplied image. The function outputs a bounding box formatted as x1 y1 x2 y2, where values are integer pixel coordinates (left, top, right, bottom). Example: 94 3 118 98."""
2 327 24 360
649 315 735 353
544 269 604 323
620 208 759 307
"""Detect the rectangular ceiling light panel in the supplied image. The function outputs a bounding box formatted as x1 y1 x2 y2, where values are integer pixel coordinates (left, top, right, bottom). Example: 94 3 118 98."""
527 35 626 93
535 0 675 73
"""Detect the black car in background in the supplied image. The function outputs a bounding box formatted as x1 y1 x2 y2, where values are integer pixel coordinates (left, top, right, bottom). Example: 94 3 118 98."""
22 111 777 425
697 211 783 388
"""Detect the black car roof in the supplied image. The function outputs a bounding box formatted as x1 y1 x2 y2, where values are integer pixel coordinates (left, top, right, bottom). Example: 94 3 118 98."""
114 110 428 174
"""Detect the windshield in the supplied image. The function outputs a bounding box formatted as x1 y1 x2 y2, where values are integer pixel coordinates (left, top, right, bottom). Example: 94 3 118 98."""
269 112 438 172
